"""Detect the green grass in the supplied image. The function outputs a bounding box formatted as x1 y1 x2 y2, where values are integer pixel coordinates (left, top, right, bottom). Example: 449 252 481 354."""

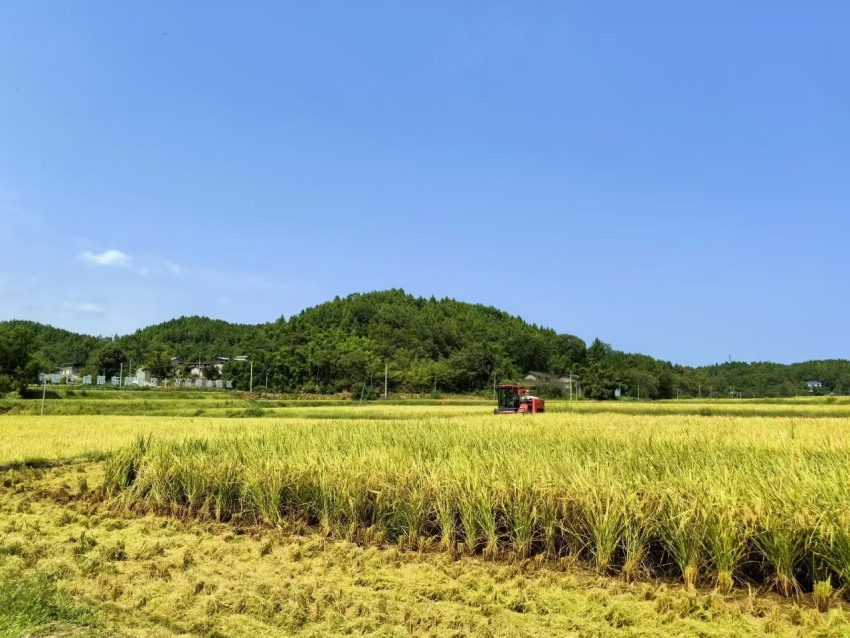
0 565 95 637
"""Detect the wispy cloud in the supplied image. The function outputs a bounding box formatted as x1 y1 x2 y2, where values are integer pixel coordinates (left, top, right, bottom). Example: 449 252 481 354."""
79 249 131 267
65 301 107 313
166 262 182 275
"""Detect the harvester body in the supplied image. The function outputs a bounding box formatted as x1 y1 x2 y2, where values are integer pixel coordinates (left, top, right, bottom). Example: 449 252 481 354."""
494 384 545 414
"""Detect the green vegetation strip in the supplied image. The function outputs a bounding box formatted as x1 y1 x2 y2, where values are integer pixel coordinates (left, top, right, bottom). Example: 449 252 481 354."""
103 416 850 597
0 566 95 637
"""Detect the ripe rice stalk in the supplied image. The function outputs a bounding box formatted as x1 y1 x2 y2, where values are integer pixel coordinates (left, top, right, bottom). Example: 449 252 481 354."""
754 512 806 598
658 497 706 590
502 481 538 560
815 512 850 594
435 491 457 552
535 490 561 559
473 485 500 560
457 486 481 555
705 505 747 594
102 433 150 497
212 459 241 522
242 464 286 526
583 491 625 574
621 495 656 582
557 494 587 560
94 412 850 594
180 456 212 516
316 473 338 536
386 478 430 547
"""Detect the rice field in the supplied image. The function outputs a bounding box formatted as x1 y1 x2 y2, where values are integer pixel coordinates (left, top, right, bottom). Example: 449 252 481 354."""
4 401 850 635
5 387 850 419
78 408 850 599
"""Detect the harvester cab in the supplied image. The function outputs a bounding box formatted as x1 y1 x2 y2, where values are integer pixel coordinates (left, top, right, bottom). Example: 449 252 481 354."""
494 384 545 414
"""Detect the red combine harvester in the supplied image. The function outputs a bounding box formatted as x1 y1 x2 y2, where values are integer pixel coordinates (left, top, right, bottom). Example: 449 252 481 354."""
494 384 545 414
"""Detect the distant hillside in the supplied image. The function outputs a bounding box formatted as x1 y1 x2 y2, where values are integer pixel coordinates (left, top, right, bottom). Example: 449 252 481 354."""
2 289 849 398
0 291 585 394
270 290 586 393
0 320 108 368
118 316 261 363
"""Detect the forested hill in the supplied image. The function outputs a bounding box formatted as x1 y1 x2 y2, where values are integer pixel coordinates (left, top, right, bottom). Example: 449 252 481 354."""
2 289 849 397
0 291 585 394
275 290 586 392
0 320 109 371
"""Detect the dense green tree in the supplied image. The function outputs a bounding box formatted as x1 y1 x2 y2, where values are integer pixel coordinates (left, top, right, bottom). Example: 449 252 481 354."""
0 324 38 393
143 345 173 380
92 342 126 378
587 338 613 365
202 364 221 381
623 369 658 399
581 362 618 400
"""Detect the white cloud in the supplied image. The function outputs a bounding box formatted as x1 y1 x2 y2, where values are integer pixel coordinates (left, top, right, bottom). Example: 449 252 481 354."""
65 301 107 313
166 262 182 275
80 249 131 267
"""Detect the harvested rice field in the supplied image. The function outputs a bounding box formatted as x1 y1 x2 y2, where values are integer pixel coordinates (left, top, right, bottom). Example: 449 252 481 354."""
2 400 849 636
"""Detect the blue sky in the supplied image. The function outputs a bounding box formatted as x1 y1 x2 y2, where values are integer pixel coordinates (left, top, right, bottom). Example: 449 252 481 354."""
1 2 847 366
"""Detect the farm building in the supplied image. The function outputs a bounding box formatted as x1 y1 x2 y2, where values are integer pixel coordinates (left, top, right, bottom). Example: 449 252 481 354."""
185 357 230 379
58 363 83 382
524 372 575 390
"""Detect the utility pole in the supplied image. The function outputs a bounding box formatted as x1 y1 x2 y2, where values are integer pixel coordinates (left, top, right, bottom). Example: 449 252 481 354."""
40 375 47 416
119 362 123 389
384 363 388 399
249 360 253 393
569 372 572 402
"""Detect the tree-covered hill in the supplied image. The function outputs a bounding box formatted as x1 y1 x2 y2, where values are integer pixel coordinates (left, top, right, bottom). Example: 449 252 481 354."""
260 290 586 393
0 320 108 369
0 291 585 394
2 289 849 397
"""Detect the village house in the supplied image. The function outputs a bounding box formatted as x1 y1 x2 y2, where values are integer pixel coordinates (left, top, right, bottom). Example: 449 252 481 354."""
58 363 83 382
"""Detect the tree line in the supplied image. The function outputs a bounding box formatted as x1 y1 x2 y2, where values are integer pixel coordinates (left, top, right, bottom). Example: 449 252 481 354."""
2 290 848 398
